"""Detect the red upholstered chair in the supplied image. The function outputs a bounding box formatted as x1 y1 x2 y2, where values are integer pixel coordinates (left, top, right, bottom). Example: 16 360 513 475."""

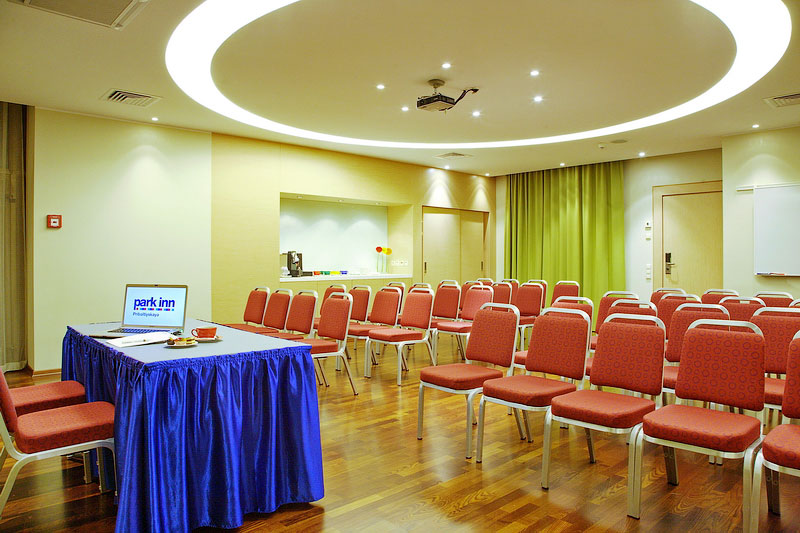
750 307 800 421
552 296 594 323
629 319 765 524
238 288 293 334
541 315 666 495
433 284 494 362
701 288 739 305
387 281 407 312
349 285 372 323
430 281 461 330
792 299 800 308
477 278 494 285
515 282 545 351
590 291 638 351
223 287 269 330
526 279 548 307
502 279 520 306
417 303 519 459
720 296 766 322
476 308 591 462
656 293 699 336
550 280 579 305
346 286 403 358
0 371 116 516
661 303 730 402
650 287 686 306
749 332 800 531
311 283 347 334
458 281 481 315
755 291 794 308
584 304 660 379
261 290 318 341
365 288 435 385
491 281 512 304
298 293 358 395
396 283 431 323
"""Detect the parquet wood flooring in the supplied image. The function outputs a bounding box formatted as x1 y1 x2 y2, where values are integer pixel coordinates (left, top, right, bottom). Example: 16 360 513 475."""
2 339 800 532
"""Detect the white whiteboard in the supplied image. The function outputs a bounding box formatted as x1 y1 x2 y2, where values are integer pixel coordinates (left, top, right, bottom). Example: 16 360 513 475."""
753 184 800 276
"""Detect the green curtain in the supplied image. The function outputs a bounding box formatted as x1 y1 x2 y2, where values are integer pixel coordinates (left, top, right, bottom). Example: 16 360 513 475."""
504 161 625 321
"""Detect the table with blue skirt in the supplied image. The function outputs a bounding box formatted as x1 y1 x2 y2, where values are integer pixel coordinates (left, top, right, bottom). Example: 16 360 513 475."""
61 319 323 532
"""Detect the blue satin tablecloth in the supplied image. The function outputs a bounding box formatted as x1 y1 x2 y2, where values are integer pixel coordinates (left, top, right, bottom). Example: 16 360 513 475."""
61 320 323 532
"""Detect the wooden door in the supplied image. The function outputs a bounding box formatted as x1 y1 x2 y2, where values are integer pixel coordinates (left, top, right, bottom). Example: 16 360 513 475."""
422 207 461 285
653 181 722 297
460 210 486 281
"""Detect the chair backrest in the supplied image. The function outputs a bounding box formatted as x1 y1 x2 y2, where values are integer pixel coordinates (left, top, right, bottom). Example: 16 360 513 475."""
460 285 494 321
650 287 686 305
720 296 766 322
782 332 800 418
387 281 406 311
262 288 292 329
664 304 730 363
755 291 794 308
0 371 18 433
700 288 739 305
676 320 764 411
317 293 353 341
491 281 512 304
459 281 481 311
502 279 520 306
550 280 579 305
410 282 431 291
609 299 657 317
464 304 519 367
320 284 347 314
527 279 548 306
367 286 402 326
349 285 372 322
552 296 594 324
477 278 494 285
750 307 800 374
400 288 434 329
432 282 461 319
792 299 800 308
595 291 638 330
656 293 699 335
526 308 591 380
284 290 317 334
243 287 269 324
517 282 545 317
591 318 666 396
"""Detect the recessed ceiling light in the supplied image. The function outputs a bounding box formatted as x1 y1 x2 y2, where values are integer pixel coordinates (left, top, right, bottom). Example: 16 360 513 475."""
376 84 385 90
297 196 303 199
533 95 543 103
485 173 490 176
472 110 481 117
444 165 450 170
167 0 792 151
638 151 646 157
401 106 409 112
338 199 344 202
530 70 540 77
442 62 451 69
560 162 566 167
752 123 760 128
151 117 159 121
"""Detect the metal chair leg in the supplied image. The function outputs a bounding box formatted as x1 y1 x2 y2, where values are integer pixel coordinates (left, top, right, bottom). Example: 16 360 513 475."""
585 428 596 463
664 446 679 485
417 384 425 439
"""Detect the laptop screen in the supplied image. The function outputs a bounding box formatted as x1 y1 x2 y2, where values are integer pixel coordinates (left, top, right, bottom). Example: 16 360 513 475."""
121 284 188 328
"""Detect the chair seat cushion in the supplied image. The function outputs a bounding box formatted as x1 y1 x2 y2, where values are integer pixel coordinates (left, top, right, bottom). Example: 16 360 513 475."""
263 331 306 341
765 377 785 406
513 350 528 366
232 325 279 334
483 375 576 407
642 404 761 453
420 364 503 390
590 334 598 351
14 401 115 454
551 389 655 429
10 381 86 417
519 315 536 325
298 338 339 354
763 424 800 469
663 365 679 390
348 323 391 337
430 318 458 329
435 321 472 334
369 328 424 342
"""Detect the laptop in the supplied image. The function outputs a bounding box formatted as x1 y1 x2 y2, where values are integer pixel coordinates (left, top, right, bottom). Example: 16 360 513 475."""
98 284 188 338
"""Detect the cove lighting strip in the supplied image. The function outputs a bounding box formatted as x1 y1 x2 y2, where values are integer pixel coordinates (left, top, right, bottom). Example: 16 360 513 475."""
165 0 791 150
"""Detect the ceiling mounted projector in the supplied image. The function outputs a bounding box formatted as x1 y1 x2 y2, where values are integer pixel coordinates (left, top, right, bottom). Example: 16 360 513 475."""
417 79 479 112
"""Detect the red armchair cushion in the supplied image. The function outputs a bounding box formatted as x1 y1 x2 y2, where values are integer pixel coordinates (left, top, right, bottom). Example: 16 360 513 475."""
14 401 115 454
435 321 472 334
348 323 391 337
483 375 575 407
298 338 339 354
369 328 424 342
551 389 656 429
642 404 761 453
420 364 503 390
10 381 86 418
763 424 800 469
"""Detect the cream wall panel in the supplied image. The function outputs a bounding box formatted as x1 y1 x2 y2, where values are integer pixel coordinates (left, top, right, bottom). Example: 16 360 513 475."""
31 110 212 370
722 126 800 297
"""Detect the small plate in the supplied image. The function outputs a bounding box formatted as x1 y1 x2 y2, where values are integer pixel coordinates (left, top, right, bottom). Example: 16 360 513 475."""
195 336 222 343
164 340 198 348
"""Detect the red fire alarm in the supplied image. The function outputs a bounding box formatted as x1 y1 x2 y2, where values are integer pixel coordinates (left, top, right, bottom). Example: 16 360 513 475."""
47 214 62 229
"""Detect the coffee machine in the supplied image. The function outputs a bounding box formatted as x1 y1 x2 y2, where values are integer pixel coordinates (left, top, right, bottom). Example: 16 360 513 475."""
287 250 303 277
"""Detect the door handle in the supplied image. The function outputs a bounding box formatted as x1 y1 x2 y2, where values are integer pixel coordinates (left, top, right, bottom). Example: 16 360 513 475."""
424 262 427 274
665 252 675 274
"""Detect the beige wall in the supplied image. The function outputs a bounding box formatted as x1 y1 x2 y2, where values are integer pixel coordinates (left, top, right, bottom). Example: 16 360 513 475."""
722 125 800 297
211 134 496 323
29 110 212 370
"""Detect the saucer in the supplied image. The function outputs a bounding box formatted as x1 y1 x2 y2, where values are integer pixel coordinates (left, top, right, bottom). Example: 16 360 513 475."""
195 336 222 343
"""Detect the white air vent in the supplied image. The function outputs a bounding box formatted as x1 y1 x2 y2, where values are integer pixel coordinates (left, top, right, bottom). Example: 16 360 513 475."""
101 89 160 107
435 152 473 160
764 93 800 108
7 0 149 30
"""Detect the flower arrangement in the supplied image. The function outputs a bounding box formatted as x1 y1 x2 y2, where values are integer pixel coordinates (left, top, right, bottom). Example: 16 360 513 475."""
376 246 392 273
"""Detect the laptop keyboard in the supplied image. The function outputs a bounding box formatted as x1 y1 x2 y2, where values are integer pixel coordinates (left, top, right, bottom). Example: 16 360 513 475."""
109 327 171 334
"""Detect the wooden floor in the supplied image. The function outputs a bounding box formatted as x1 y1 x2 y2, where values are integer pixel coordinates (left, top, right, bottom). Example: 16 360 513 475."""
3 339 800 532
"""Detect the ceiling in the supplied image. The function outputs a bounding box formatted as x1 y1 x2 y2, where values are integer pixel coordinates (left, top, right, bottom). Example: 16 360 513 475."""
1 0 799 176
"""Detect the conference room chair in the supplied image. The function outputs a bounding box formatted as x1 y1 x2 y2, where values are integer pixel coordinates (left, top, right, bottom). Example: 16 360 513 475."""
397 283 432 323
458 280 481 316
755 291 794 308
346 286 403 363
343 285 372 357
750 307 800 424
701 288 739 305
477 278 494 285
298 293 358 396
223 286 269 330
433 284 494 362
417 303 519 459
720 296 767 322
749 332 800 532
591 291 638 350
656 293 699 336
261 290 318 341
311 283 347 333
550 280 580 305
584 300 658 378
491 281 512 304
387 281 407 312
526 279 548 307
552 296 594 323
244 288 293 335
649 287 686 306
364 287 435 385
515 282 546 352
429 281 461 330
629 319 765 525
792 299 800 308
0 371 116 517
541 315 666 497
501 278 520 306
476 308 591 463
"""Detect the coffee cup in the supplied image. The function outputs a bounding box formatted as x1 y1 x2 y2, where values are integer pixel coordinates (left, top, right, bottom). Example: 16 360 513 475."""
191 326 217 339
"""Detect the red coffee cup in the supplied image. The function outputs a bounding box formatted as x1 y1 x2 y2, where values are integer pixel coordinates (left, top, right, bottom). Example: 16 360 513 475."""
191 326 217 339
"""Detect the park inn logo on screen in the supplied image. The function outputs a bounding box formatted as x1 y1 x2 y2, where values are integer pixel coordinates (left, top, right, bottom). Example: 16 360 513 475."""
134 297 176 312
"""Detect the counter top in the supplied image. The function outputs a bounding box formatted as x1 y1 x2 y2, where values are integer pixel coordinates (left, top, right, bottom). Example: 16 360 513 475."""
280 273 412 282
